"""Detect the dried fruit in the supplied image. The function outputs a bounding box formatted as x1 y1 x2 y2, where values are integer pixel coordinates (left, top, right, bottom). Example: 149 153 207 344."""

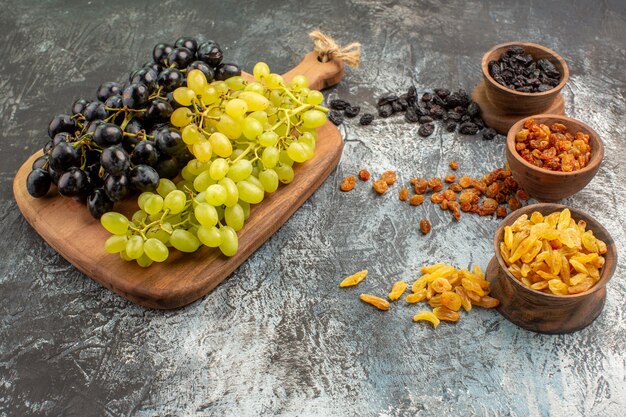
360 293 390 311
410 194 425 206
444 174 456 183
339 270 368 287
441 291 463 311
340 176 356 192
433 306 460 322
329 99 350 110
328 110 344 126
449 160 459 170
344 105 360 118
419 218 431 235
443 189 457 201
373 179 389 194
358 169 371 181
430 193 444 204
406 289 427 303
381 171 397 185
399 188 409 201
488 46 561 92
411 178 428 194
428 178 443 192
413 311 440 328
359 113 375 126
431 277 452 293
388 281 408 301
418 123 435 137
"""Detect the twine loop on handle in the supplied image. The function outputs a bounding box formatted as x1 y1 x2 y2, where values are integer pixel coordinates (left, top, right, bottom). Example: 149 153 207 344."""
309 30 361 68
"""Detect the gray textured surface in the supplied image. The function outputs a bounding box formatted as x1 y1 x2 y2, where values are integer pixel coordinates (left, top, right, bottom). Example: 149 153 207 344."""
1 0 625 416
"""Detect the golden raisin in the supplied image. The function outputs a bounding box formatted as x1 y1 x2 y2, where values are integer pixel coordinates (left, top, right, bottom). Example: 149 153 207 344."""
359 294 390 311
339 270 368 287
373 179 388 194
399 188 409 201
496 207 507 218
444 174 456 183
448 183 463 192
433 306 460 322
388 281 408 301
449 160 459 170
339 176 356 192
431 193 444 204
428 177 444 192
410 194 425 206
441 291 462 311
473 295 500 308
381 171 397 185
443 189 457 201
419 218 431 235
358 169 371 181
406 289 427 303
458 176 472 188
413 311 440 328
411 178 428 194
455 287 472 311
431 277 452 293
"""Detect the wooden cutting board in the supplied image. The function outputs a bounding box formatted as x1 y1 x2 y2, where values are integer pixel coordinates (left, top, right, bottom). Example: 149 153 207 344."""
13 52 345 309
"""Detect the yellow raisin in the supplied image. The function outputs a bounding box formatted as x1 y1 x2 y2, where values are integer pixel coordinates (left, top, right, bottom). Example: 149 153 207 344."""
413 311 440 328
433 306 460 322
339 270 368 287
406 289 427 304
428 294 442 308
462 278 485 296
441 291 462 311
473 295 500 308
359 294 390 311
430 277 452 293
455 287 472 311
388 281 408 301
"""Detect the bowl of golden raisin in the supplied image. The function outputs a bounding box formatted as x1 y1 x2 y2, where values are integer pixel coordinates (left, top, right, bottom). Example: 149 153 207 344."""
487 203 616 334
506 114 603 201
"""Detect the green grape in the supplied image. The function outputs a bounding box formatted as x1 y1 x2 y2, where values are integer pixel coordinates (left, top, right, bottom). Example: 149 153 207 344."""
144 194 164 215
187 69 207 95
248 110 268 125
216 205 225 221
237 180 264 204
259 169 279 193
228 159 253 182
299 87 311 97
253 62 270 80
131 210 148 225
261 146 279 169
245 174 264 191
275 164 295 184
302 109 327 129
170 229 201 253
198 225 222 247
157 179 177 197
205 184 227 206
230 148 244 160
171 107 193 127
258 131 279 147
224 204 245 231
125 235 144 259
299 131 316 146
224 99 248 119
306 90 324 105
209 158 229 180
173 87 195 106
182 124 201 145
137 191 153 210
194 203 218 227
201 86 219 106
213 81 229 95
291 75 308 90
219 226 239 257
219 177 239 207
181 165 196 181
192 140 213 162
195 191 206 203
193 170 216 192
187 159 209 176
146 223 172 244
251 165 260 178
105 235 128 254
136 253 153 268
148 212 162 222
275 123 288 137
225 75 246 91
241 116 263 140
101 212 129 235
269 89 282 106
209 132 233 157
244 82 265 94
144 238 169 262
266 73 284 89
287 142 309 163
163 190 187 214
176 180 194 192
119 251 132 261
279 150 294 167
240 201 251 220
239 92 269 111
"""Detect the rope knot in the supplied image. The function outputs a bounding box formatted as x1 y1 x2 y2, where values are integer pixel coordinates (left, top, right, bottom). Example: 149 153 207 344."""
309 30 361 68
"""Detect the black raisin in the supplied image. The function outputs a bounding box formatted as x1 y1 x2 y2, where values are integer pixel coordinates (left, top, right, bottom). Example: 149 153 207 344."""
359 113 374 126
405 108 419 123
459 122 479 135
418 116 433 124
418 123 435 137
467 102 480 117
344 105 360 118
377 94 398 106
378 104 393 118
482 128 497 140
406 86 417 101
421 93 432 102
432 94 446 107
445 121 457 132
434 88 450 99
391 100 404 113
446 111 461 122
328 110 344 126
429 105 445 119
473 117 485 128
397 98 408 110
329 99 350 110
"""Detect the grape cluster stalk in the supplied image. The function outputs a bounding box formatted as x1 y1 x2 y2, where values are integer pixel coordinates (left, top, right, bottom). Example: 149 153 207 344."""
101 62 329 266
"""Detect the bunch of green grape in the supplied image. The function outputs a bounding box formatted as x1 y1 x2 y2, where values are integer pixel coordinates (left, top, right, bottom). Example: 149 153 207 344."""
100 62 328 266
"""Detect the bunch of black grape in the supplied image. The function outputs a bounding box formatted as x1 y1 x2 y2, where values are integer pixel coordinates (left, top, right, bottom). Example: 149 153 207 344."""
26 37 241 219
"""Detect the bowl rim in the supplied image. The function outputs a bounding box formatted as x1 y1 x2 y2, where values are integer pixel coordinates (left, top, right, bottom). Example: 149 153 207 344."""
493 203 617 299
506 113 604 177
482 41 569 97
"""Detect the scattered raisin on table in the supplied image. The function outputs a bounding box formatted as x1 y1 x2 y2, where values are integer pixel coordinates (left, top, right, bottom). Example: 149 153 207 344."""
419 116 433 124
445 121 457 132
358 169 371 181
339 176 356 192
329 99 350 110
328 110 344 126
428 178 443 192
373 179 389 194
444 174 456 183
431 193 444 204
449 160 459 170
378 104 393 118
411 178 428 194
418 123 435 137
419 219 432 235
482 127 497 140
448 183 463 192
443 189 457 201
410 195 425 206
381 171 397 185
344 105 360 118
459 122 479 135
496 207 507 218
359 113 374 125
399 188 409 201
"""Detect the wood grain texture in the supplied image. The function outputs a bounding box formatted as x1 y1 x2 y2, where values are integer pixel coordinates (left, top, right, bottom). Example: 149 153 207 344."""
505 114 604 201
12 61 345 309
486 203 617 334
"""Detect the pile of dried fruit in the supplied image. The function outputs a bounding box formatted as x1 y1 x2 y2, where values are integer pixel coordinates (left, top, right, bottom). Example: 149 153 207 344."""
339 163 529 232
515 119 592 172
326 98 367 126
501 208 607 295
488 46 561 92
339 263 499 329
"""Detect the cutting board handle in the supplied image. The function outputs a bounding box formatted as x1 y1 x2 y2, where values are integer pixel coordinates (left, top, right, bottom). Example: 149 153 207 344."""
282 52 345 91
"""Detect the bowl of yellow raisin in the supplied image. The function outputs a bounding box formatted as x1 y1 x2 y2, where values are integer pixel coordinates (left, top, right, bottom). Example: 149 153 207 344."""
486 203 616 334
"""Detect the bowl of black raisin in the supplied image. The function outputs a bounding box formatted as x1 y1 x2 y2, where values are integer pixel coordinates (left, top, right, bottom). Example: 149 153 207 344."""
482 42 568 114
